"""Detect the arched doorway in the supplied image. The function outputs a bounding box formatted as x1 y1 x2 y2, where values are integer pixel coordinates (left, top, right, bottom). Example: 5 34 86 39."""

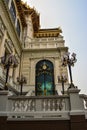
35 60 55 96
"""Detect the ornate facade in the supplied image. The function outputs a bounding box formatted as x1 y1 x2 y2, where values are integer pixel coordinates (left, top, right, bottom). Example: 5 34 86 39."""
0 0 87 130
0 0 68 95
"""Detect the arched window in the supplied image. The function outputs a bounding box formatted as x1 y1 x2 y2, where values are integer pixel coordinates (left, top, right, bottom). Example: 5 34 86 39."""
10 1 16 23
35 60 55 96
16 19 21 37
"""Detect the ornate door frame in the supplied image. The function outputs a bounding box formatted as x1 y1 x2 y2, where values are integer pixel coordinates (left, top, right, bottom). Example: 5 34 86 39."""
35 60 55 96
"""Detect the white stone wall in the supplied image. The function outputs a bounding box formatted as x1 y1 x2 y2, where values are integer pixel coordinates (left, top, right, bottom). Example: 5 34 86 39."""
22 46 68 93
0 0 21 90
24 15 34 48
22 13 68 93
24 35 65 49
0 0 69 94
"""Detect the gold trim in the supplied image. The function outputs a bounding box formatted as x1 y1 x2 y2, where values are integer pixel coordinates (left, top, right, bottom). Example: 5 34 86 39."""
34 27 62 38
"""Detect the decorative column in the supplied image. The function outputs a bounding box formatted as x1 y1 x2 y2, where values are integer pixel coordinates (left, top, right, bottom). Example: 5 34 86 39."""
25 16 30 48
68 88 84 112
0 30 7 58
0 91 9 129
9 66 13 85
54 57 61 94
0 30 7 79
54 57 60 84
0 91 8 112
24 15 33 48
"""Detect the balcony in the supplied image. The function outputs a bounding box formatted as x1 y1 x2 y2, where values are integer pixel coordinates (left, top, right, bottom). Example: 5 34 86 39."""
0 88 87 121
24 37 65 49
7 95 70 120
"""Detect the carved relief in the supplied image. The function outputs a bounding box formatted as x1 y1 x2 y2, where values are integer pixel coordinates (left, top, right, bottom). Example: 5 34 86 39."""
12 99 36 112
11 98 65 112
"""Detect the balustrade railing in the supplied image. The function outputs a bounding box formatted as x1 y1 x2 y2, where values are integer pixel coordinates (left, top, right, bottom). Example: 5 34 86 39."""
1 92 87 119
84 100 87 109
29 42 64 49
80 94 87 109
8 96 69 112
32 37 63 42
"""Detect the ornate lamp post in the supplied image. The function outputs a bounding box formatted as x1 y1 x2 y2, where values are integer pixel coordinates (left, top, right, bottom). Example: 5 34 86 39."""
62 52 77 88
1 54 18 90
17 75 27 95
58 75 67 94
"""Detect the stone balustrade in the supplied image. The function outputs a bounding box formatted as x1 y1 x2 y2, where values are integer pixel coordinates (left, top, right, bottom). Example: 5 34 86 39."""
6 95 70 119
28 42 64 49
8 95 69 113
32 37 63 42
80 94 87 109
24 37 64 49
0 89 87 120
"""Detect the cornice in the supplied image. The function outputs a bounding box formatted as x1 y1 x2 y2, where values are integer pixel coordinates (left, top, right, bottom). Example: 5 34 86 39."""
34 27 62 38
28 56 60 60
23 47 68 53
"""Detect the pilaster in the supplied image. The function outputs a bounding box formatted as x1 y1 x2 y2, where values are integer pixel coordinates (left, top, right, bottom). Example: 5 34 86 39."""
25 15 33 48
68 87 86 130
68 87 84 113
0 30 7 57
0 91 8 115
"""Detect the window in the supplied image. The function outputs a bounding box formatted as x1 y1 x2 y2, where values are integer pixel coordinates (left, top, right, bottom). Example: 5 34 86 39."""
16 19 21 37
35 60 55 96
10 1 16 23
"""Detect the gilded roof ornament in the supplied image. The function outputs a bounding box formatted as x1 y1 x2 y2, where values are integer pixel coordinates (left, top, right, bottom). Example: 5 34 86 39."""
58 27 62 33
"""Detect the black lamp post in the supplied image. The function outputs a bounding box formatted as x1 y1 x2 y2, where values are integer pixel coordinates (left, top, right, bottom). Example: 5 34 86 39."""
1 54 18 90
17 75 27 95
58 75 67 94
62 52 77 88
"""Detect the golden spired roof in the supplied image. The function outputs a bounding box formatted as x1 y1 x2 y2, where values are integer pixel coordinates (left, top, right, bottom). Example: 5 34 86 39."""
15 0 62 37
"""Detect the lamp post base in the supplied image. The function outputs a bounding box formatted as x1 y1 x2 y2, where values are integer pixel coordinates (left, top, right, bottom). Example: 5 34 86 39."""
68 83 76 89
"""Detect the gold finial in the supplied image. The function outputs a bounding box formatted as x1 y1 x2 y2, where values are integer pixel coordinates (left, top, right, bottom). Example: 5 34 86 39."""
58 26 62 33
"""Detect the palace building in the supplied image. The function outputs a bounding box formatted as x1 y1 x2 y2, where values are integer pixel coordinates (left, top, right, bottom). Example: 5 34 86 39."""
0 0 87 130
0 0 68 95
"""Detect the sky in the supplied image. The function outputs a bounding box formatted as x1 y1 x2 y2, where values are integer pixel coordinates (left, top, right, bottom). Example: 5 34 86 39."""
23 0 87 94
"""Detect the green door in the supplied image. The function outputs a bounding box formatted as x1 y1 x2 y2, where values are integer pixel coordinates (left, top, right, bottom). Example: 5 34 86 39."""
35 60 55 96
